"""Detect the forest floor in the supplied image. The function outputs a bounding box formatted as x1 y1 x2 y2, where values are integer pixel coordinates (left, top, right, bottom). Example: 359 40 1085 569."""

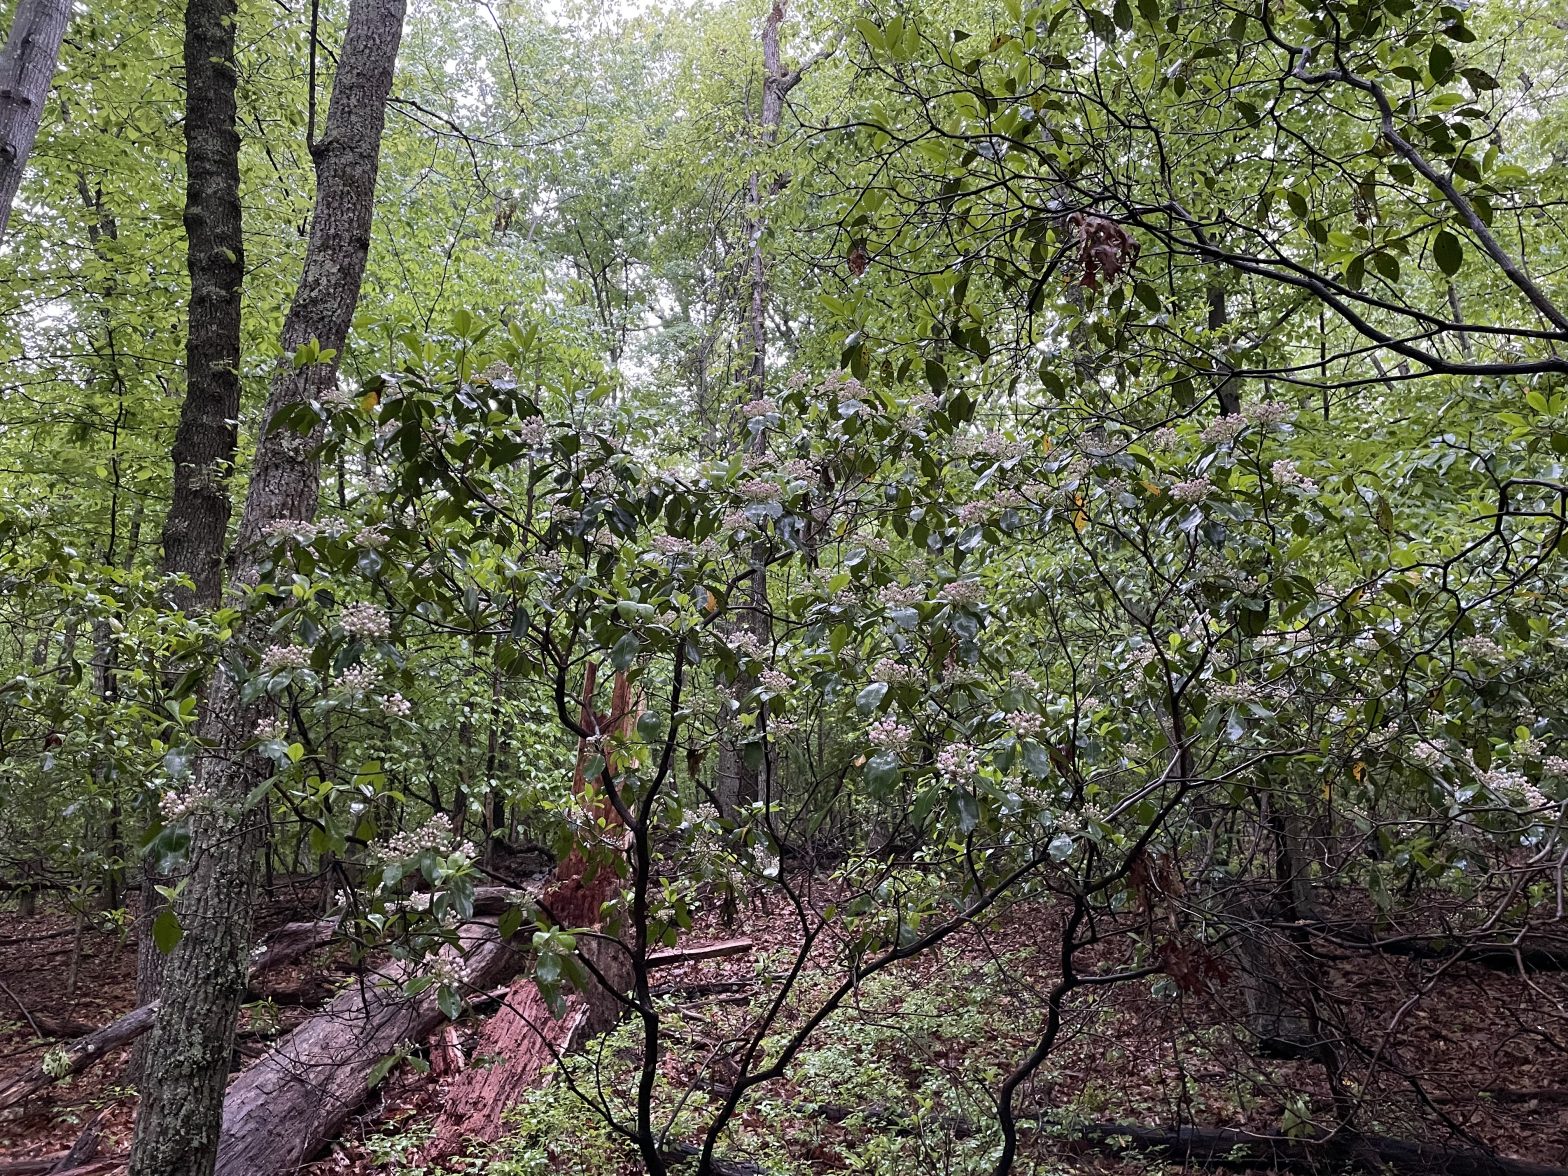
1 887 1565 1175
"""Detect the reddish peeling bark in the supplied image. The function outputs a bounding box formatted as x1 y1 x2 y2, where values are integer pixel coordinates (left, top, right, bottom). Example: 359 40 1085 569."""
420 668 636 1165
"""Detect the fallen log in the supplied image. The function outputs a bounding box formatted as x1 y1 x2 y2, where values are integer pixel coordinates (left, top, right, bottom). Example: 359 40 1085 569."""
0 886 534 1112
245 917 340 980
1307 921 1568 971
48 1106 109 1171
212 916 528 1176
1064 1122 1568 1176
0 1002 159 1111
647 939 753 968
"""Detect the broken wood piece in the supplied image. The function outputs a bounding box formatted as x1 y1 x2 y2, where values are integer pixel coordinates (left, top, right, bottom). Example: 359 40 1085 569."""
213 916 528 1176
49 1106 110 1171
646 939 753 969
0 1002 159 1111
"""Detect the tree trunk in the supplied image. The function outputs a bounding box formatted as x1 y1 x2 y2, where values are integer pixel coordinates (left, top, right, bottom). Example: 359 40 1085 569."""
158 0 245 614
128 0 406 1169
420 669 636 1165
134 0 249 1065
0 0 68 240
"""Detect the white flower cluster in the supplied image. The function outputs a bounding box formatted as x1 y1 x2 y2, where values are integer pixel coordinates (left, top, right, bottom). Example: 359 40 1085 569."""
377 813 477 862
742 397 778 418
1270 459 1316 491
1201 415 1247 444
353 525 388 549
1126 645 1158 671
728 630 765 658
1458 635 1506 662
1008 711 1045 738
426 955 474 991
518 417 549 447
1170 477 1215 504
738 479 779 502
720 509 755 536
758 669 794 694
254 717 287 742
955 431 1031 460
651 534 695 556
872 658 919 685
782 458 813 480
936 744 979 780
382 694 411 718
1481 766 1550 812
1245 401 1293 426
1146 426 1180 452
262 519 319 545
1409 740 1445 769
1209 681 1255 703
337 665 380 693
341 603 391 639
879 584 924 608
939 580 984 607
160 782 215 820
869 716 913 751
261 645 310 673
1544 756 1568 777
906 392 940 412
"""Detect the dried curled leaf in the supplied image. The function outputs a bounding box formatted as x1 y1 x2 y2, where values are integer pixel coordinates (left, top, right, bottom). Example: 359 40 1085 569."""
1068 211 1140 290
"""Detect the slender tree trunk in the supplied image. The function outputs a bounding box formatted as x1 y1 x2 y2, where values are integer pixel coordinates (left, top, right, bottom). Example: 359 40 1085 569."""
134 0 248 1066
0 0 68 240
129 0 406 1169
717 1 799 816
159 0 245 613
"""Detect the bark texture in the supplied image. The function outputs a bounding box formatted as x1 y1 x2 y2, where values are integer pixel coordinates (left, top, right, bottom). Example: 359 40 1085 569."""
420 671 635 1165
214 918 524 1176
157 0 245 614
128 0 406 1169
137 0 248 1066
0 0 67 240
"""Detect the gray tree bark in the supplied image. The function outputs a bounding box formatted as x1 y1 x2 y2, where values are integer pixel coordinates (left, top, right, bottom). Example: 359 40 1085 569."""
716 1 826 815
0 0 68 240
135 0 249 1061
128 0 407 1169
158 0 246 614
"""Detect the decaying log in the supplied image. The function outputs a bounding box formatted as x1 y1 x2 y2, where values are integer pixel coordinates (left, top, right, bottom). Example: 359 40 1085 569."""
48 1106 109 1171
245 918 340 981
212 916 527 1176
647 939 753 968
0 887 533 1113
420 976 593 1159
1308 921 1568 971
1065 1121 1568 1176
0 1002 159 1111
420 666 636 1166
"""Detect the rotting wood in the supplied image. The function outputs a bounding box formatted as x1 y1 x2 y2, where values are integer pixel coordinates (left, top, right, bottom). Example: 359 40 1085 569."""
419 667 636 1166
212 916 527 1176
646 939 753 969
